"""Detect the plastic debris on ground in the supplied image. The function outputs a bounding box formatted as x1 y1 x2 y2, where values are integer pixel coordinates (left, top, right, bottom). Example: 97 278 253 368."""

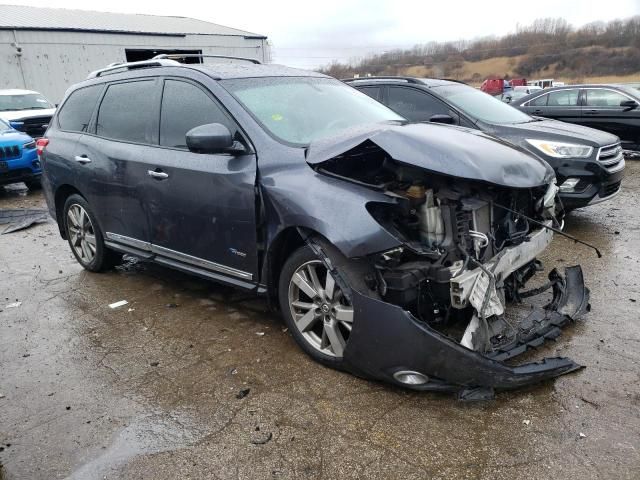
0 209 49 234
108 300 128 309
236 388 250 399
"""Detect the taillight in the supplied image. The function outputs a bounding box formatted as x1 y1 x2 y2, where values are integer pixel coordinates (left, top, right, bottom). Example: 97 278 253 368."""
36 138 49 157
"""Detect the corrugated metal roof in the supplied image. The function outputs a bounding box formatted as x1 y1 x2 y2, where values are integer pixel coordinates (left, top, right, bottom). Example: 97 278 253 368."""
0 5 266 38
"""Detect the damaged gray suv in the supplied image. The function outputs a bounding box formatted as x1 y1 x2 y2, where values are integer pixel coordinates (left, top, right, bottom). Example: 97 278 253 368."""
40 56 590 399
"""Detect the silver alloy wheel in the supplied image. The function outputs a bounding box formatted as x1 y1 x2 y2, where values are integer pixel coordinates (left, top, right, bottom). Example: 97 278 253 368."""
67 204 97 265
288 259 354 358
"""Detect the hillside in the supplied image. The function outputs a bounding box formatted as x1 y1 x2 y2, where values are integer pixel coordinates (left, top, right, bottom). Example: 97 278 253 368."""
321 17 640 85
402 51 640 86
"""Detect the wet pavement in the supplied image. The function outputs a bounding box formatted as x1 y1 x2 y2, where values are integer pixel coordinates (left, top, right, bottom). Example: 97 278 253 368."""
1 163 639 479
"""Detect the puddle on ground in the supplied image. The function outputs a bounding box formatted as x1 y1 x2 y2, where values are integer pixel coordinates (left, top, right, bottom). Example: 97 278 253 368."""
66 411 208 480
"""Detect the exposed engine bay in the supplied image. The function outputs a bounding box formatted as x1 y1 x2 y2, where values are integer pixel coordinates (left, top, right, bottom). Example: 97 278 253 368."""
315 140 589 360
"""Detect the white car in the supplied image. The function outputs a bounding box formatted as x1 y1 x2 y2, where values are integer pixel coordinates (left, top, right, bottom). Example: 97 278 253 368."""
514 85 543 94
0 89 56 138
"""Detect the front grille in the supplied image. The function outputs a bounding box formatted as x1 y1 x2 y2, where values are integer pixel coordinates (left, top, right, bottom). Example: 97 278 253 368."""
15 115 51 138
597 143 625 172
602 181 621 198
0 145 21 160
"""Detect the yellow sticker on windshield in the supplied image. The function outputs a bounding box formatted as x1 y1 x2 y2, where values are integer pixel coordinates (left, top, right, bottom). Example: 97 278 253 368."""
271 114 283 121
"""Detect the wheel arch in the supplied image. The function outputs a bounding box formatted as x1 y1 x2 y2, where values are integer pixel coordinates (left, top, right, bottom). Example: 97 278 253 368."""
262 226 309 307
54 184 85 239
262 225 378 307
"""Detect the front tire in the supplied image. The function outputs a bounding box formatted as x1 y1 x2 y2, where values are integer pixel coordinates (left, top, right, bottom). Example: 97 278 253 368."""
63 194 121 272
279 245 356 369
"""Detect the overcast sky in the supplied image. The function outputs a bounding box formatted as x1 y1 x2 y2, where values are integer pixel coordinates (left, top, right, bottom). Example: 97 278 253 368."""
6 0 640 68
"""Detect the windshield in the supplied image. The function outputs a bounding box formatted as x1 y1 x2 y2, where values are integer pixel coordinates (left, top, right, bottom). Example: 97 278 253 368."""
433 84 533 124
0 118 11 131
0 93 54 112
221 77 404 145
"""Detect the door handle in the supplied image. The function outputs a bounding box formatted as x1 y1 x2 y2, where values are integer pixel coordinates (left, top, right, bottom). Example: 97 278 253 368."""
74 155 91 164
533 109 543 115
147 169 169 180
584 110 599 115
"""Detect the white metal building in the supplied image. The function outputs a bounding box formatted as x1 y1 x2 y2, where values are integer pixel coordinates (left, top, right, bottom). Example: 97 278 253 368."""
0 5 270 102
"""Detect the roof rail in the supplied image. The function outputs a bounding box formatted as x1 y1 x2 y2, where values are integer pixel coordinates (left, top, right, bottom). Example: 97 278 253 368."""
438 78 468 85
153 53 261 64
342 76 421 84
87 59 181 79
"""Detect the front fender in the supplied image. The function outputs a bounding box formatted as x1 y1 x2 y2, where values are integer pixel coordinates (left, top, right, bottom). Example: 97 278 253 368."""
261 165 402 259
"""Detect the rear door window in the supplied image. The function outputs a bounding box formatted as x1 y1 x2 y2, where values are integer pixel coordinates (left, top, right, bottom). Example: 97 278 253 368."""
57 86 102 132
547 90 579 106
96 80 157 144
387 87 451 121
585 89 629 107
160 79 236 149
529 94 548 106
356 86 382 101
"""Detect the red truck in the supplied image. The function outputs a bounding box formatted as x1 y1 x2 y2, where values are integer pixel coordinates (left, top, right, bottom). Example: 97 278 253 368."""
480 78 527 95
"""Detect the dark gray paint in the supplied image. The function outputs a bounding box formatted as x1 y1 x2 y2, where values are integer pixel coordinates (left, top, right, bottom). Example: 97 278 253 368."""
41 63 587 393
306 122 555 188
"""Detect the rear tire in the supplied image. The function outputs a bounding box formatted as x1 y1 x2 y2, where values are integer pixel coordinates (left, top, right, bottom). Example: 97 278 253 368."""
62 194 121 272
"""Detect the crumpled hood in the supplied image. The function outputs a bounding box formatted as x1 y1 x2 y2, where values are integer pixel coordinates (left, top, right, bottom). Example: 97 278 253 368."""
0 108 56 121
306 122 555 189
496 118 619 147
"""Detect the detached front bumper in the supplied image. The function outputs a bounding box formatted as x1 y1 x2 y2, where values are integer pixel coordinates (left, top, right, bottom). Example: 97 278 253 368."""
342 265 589 399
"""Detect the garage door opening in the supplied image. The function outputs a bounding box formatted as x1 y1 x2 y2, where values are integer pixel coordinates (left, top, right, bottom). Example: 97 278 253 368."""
125 49 203 63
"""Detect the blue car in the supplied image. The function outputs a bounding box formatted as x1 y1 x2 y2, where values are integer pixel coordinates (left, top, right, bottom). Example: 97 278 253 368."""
0 117 41 188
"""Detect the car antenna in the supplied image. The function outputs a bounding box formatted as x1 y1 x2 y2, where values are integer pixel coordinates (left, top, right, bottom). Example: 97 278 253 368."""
493 202 602 258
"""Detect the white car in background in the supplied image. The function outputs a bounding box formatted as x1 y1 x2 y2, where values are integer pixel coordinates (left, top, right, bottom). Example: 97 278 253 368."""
0 89 56 138
500 85 545 103
514 85 543 94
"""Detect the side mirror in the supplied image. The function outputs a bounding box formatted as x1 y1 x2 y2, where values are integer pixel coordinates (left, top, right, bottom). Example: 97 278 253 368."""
620 99 638 110
9 121 24 130
429 114 456 125
186 123 234 154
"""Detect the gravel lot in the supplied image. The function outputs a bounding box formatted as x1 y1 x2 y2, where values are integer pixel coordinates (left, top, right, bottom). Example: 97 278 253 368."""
1 161 639 479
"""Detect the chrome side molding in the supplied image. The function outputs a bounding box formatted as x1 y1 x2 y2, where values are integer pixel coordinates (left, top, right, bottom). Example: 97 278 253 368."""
105 232 253 281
